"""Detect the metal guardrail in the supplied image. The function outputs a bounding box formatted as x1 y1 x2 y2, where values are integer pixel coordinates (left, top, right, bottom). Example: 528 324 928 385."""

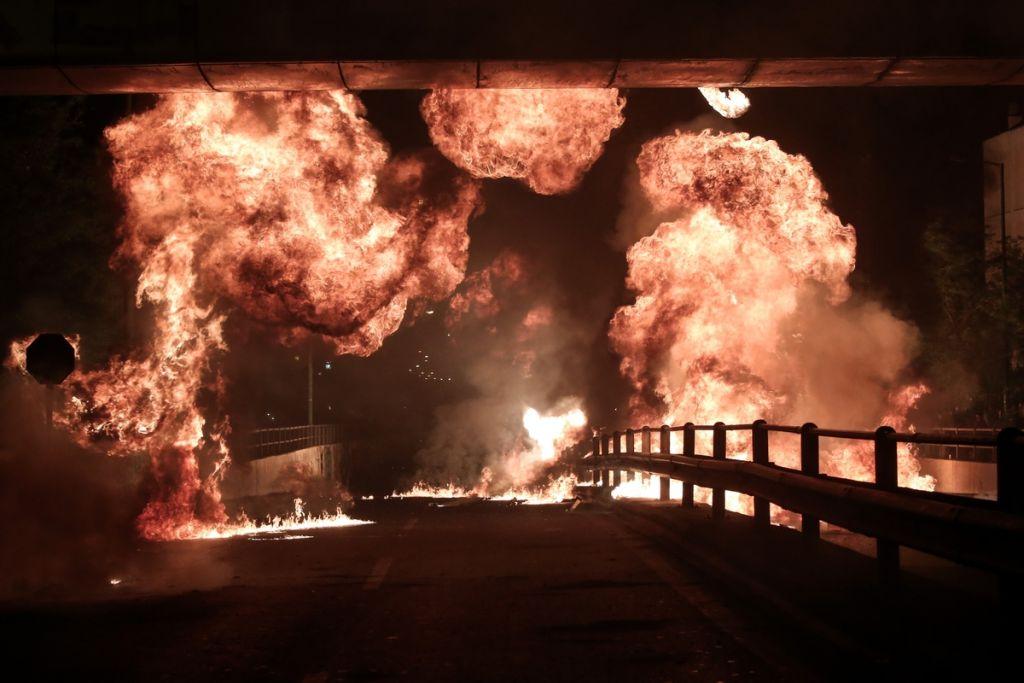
916 427 999 462
246 423 340 460
587 421 1024 582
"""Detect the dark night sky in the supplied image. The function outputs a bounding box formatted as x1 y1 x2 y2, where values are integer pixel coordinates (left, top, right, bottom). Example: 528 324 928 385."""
1 86 1021 489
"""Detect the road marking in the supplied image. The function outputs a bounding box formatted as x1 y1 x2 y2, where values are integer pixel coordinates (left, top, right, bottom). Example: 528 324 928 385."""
363 556 394 590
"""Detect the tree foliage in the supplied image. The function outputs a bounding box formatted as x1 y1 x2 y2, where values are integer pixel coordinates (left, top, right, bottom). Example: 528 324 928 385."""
923 220 1024 425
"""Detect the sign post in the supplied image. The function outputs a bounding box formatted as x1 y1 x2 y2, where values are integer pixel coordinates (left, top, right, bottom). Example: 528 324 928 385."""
25 333 76 429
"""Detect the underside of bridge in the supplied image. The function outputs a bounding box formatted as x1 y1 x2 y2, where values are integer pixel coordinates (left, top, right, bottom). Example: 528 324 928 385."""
2 1 1024 94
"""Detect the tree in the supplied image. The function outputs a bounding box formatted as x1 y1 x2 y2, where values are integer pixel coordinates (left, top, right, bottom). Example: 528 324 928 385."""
922 220 1024 425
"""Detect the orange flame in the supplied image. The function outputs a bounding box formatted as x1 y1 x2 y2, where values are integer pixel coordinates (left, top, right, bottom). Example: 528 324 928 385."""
13 92 481 540
610 130 932 495
397 404 587 503
445 250 526 327
698 87 751 118
421 89 625 195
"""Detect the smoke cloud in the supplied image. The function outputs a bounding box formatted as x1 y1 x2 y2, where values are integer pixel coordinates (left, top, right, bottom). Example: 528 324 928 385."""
0 380 138 599
413 250 592 494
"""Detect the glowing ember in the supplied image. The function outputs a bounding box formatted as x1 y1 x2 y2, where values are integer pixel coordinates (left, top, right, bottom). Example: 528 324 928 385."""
609 130 932 500
698 87 750 118
421 88 626 195
10 91 480 541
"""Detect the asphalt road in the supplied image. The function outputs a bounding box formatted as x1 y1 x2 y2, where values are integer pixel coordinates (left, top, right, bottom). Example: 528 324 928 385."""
1 498 820 682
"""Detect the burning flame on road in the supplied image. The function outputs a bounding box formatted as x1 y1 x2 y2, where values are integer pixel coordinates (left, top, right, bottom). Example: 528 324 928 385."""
189 498 370 540
421 88 626 195
10 92 479 540
610 130 933 500
698 87 751 118
393 473 579 506
396 404 587 503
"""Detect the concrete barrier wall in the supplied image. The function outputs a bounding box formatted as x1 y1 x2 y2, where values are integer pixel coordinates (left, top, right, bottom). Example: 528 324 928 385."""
223 443 342 500
918 459 997 497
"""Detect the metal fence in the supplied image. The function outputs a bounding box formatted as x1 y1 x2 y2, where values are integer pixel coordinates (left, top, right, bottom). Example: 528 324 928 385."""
246 423 340 460
588 421 1024 582
916 427 999 461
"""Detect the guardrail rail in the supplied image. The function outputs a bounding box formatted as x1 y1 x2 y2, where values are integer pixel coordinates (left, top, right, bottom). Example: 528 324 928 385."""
586 421 1024 583
246 423 340 460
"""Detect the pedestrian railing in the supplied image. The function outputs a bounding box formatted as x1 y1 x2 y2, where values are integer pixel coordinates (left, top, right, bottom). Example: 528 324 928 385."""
246 423 340 460
587 421 1024 582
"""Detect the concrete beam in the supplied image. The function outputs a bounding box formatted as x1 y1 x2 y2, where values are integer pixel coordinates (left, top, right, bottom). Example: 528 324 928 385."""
1 2 1023 94
202 62 344 91
3 57 1024 95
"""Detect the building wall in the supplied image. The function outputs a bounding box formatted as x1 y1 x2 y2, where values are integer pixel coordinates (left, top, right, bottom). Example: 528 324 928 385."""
983 124 1024 256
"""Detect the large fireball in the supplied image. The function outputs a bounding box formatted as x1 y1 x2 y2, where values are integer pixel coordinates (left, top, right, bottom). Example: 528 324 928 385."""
31 91 482 540
420 88 626 195
610 130 931 490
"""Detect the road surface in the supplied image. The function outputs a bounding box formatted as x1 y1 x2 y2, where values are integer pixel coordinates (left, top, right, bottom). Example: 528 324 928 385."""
2 498 829 682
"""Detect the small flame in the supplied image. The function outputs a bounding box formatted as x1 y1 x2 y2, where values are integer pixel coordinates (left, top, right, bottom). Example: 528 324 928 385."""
698 87 750 118
396 405 587 503
523 407 586 462
187 498 371 541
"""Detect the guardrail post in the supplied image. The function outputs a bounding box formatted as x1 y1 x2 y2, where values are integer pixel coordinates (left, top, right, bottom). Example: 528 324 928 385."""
997 427 1024 514
658 425 671 501
612 431 622 487
874 426 900 586
599 433 609 487
625 428 634 482
682 423 695 508
634 426 649 482
800 423 820 540
712 422 726 520
752 419 770 526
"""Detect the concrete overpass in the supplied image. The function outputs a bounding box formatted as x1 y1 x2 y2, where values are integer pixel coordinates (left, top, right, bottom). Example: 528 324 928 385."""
1 1 1024 94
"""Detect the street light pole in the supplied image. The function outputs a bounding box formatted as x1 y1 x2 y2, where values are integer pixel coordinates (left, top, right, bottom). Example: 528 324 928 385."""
984 159 1010 419
307 340 314 426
